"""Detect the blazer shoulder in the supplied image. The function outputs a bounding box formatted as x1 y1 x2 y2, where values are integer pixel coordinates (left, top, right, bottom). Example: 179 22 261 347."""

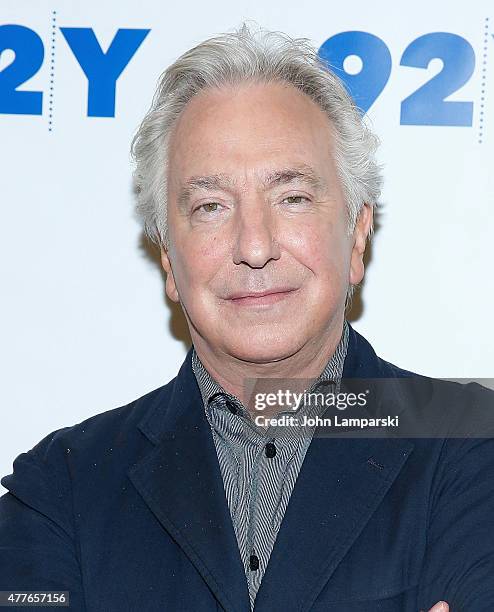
373 347 489 391
1 375 177 489
374 351 494 447
378 356 420 378
0 376 180 546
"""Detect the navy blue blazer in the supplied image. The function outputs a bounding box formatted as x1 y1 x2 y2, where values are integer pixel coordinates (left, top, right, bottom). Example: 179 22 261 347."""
1 323 494 611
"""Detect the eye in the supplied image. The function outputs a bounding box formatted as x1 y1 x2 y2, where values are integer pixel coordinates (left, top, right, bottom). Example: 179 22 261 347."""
281 195 311 205
193 202 222 214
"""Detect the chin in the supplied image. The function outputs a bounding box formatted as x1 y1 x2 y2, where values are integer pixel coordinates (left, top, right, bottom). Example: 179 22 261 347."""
223 328 305 364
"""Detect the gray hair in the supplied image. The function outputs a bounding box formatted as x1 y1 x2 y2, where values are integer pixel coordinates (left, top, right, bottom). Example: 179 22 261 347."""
130 21 383 306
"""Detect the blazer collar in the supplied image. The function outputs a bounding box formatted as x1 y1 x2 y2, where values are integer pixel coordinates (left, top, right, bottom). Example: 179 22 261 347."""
129 322 414 612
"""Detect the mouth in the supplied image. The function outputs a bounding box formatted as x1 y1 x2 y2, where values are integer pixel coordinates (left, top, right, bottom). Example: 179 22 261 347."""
227 288 300 307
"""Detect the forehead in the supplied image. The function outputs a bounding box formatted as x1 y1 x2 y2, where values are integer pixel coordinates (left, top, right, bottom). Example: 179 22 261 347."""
167 80 336 181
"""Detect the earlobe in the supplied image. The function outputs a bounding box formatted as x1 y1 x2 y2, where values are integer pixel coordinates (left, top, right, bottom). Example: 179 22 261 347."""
160 246 180 303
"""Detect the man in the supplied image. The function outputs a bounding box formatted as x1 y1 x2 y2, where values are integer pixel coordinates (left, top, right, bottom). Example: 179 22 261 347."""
1 23 493 611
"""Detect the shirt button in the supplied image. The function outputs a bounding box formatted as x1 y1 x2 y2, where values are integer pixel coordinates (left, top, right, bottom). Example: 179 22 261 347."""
265 442 276 458
249 554 259 571
224 399 238 415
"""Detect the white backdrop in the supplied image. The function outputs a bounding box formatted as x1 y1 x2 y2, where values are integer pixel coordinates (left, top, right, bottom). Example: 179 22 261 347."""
1 0 493 491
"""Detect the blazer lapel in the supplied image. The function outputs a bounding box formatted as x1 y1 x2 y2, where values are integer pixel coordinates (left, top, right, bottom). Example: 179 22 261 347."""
252 324 415 612
127 348 251 612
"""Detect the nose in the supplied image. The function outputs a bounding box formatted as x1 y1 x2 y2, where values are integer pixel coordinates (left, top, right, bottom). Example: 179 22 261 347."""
232 195 281 268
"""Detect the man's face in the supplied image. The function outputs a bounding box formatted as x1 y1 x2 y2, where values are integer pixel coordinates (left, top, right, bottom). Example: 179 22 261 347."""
161 80 371 363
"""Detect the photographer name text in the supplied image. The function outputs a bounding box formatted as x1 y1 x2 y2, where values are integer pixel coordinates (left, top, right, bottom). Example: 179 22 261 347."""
254 414 400 428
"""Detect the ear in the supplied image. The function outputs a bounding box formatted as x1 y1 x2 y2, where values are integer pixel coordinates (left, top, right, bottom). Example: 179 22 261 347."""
349 203 374 286
160 246 180 303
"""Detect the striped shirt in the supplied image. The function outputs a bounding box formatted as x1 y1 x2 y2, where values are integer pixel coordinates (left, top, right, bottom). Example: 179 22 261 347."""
191 320 349 610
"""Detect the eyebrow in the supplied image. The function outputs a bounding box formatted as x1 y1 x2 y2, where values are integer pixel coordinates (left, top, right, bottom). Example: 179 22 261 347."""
177 164 328 209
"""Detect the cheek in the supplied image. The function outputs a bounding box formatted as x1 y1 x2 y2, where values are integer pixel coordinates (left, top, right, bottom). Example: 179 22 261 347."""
288 220 350 279
172 234 222 291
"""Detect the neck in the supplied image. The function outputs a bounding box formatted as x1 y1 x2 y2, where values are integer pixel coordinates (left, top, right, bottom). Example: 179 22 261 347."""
192 314 346 411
